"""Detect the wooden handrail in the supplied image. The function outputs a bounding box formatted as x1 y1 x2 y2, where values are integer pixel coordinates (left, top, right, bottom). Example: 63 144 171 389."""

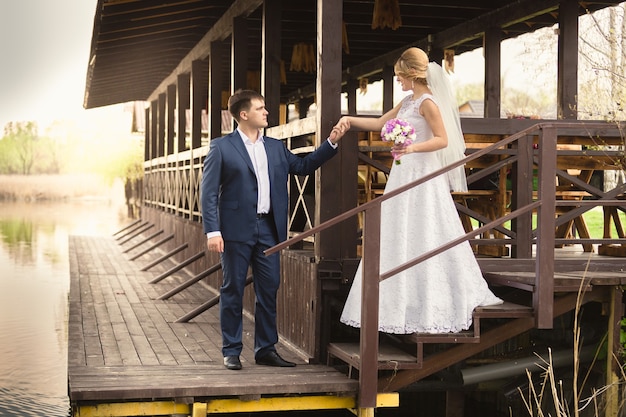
264 121 624 408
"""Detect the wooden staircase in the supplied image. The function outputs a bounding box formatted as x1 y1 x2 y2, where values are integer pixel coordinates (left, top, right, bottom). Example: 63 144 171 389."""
327 301 533 372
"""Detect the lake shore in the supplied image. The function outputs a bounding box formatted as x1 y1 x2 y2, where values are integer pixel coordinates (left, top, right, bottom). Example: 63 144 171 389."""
0 174 119 202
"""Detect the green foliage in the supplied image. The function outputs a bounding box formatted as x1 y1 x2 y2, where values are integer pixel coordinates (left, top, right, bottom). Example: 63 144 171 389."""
0 119 144 184
455 82 484 106
0 121 39 174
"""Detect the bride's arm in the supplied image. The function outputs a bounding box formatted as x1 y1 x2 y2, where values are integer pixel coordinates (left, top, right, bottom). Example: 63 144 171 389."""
335 102 402 132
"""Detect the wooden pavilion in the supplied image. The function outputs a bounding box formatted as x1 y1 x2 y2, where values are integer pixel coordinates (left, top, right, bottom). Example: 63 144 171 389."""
72 1 626 416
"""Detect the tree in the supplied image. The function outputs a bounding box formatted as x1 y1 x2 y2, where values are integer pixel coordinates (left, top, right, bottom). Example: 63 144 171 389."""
1 121 39 174
578 3 626 122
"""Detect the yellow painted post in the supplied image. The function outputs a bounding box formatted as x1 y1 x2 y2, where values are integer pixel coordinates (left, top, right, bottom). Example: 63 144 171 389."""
356 407 375 417
192 402 208 417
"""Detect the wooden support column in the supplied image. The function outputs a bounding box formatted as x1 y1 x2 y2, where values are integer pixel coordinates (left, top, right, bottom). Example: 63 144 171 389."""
483 27 502 118
158 93 166 157
191 59 206 150
535 126 556 328
144 107 150 161
382 65 394 113
315 0 355 260
209 41 227 139
360 204 381 409
262 0 281 127
429 46 444 67
605 286 623 417
150 100 158 160
557 0 579 119
298 96 314 119
511 135 534 258
342 76 359 259
177 73 190 152
166 84 176 156
232 16 248 94
445 391 464 417
346 77 357 115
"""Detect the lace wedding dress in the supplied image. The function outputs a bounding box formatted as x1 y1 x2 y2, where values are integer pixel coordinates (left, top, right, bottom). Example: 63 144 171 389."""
339 93 502 334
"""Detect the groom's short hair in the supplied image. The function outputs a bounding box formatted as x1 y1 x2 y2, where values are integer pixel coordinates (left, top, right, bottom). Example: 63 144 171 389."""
228 89 264 122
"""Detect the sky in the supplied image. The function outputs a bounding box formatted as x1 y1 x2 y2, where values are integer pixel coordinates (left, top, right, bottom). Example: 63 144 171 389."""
0 0 101 130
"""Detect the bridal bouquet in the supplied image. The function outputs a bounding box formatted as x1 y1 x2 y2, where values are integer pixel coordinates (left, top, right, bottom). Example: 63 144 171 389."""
380 118 415 164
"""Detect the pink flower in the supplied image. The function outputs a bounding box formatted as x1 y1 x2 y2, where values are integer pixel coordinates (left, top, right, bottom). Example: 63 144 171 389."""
381 118 415 164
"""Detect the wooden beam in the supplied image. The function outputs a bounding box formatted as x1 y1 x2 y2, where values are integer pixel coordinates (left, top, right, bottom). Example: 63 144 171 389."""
147 0 263 102
231 15 248 93
483 27 502 118
166 84 176 156
144 107 150 161
534 126 557 328
262 0 281 126
150 100 158 160
158 93 166 157
209 40 227 140
604 286 623 417
511 135 534 258
557 0 579 119
286 0 564 103
315 0 344 260
191 59 206 150
176 72 190 153
382 66 394 113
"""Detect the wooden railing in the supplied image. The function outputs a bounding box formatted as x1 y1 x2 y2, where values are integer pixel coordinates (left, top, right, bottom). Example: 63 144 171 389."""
143 146 208 222
265 121 626 409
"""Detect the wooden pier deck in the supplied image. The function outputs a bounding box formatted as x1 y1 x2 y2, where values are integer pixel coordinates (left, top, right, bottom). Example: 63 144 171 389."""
67 235 396 417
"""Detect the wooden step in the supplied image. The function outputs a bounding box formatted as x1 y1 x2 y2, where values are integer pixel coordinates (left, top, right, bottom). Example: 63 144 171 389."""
327 342 422 371
483 271 593 292
404 330 479 344
473 301 534 318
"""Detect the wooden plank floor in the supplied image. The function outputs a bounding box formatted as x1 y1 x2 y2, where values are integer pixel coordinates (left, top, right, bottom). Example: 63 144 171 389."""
67 235 358 405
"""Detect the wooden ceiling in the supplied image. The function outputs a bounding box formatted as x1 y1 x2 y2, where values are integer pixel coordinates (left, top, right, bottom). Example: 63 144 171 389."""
83 0 622 109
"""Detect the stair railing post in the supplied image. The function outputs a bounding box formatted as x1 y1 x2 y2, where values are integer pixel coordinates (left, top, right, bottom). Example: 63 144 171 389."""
359 203 381 408
511 134 534 258
535 125 557 328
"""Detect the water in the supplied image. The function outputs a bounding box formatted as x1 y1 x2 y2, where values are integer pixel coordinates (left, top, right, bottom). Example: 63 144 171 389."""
0 198 131 417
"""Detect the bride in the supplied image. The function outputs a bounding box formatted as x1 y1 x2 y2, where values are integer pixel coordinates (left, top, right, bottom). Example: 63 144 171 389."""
335 47 502 334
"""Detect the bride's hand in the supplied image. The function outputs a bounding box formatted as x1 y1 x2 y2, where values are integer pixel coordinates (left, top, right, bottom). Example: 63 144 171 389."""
334 117 351 133
393 143 411 155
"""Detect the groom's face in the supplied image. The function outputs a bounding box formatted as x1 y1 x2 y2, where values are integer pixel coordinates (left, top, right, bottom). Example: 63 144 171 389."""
241 98 268 129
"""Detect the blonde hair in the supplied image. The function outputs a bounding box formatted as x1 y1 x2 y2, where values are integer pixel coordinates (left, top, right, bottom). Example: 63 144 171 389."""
394 47 429 81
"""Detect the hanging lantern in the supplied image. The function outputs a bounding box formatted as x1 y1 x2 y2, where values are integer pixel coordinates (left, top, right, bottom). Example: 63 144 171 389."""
444 49 455 73
371 0 402 30
359 78 369 95
290 43 303 72
290 43 316 73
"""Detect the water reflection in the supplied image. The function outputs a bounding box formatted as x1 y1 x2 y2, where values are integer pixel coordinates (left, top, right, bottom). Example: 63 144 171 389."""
0 199 130 417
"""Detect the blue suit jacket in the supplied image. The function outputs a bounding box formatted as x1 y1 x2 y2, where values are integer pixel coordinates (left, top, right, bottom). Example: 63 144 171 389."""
201 131 338 242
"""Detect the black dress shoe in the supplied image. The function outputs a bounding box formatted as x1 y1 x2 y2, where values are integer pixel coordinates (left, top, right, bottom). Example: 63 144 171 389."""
223 355 242 370
255 351 296 367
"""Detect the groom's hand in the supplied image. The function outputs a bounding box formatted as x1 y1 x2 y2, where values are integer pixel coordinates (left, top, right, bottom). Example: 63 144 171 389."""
207 236 224 253
329 126 345 144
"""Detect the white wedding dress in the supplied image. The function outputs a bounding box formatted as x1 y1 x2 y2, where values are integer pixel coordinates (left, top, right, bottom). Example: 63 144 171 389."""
339 94 502 334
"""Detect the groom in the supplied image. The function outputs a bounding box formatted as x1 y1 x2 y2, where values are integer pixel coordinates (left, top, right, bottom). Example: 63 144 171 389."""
201 89 343 370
